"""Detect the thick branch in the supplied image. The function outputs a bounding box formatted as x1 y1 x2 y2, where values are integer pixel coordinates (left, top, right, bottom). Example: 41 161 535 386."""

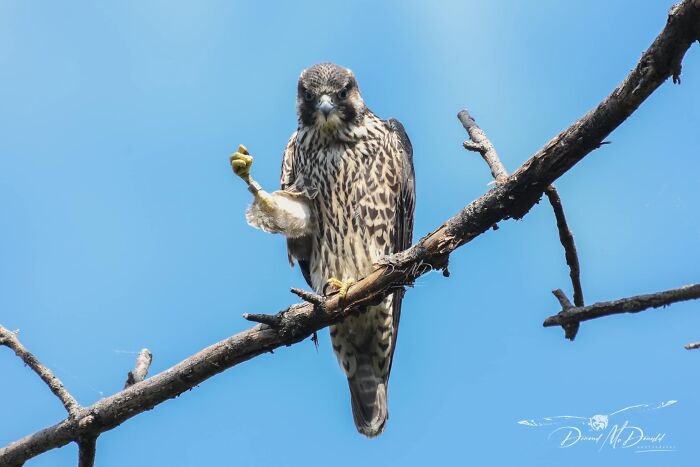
2 2 699 465
543 284 700 330
0 325 80 417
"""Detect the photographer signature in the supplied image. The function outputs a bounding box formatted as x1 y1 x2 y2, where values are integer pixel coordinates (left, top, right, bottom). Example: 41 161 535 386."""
518 400 677 453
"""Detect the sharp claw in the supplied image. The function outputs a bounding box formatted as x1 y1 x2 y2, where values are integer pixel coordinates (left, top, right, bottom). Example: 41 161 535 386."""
229 146 254 182
325 277 355 300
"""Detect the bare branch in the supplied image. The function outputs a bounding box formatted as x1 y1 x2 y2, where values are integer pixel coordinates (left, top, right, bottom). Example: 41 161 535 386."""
552 289 574 309
77 436 96 467
290 288 326 307
0 325 80 417
544 284 700 333
242 312 283 327
545 185 585 308
457 111 586 316
550 289 579 340
124 349 153 389
2 2 699 465
458 109 508 183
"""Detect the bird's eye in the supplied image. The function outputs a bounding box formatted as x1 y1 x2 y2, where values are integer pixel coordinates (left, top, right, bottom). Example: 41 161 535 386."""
303 90 314 101
337 88 348 100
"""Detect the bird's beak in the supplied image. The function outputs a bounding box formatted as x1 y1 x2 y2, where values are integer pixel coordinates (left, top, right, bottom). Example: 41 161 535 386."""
317 94 335 118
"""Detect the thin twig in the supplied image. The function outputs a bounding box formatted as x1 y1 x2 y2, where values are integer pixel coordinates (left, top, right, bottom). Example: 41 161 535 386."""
545 186 585 308
0 325 80 417
77 436 96 467
544 284 700 333
290 288 326 307
242 313 282 327
124 349 153 388
458 110 508 183
552 289 574 309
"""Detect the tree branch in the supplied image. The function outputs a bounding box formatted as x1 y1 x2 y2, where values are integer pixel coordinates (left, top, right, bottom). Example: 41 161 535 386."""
0 325 81 418
544 186 584 308
124 349 153 389
544 284 700 331
458 109 585 326
552 288 574 310
458 109 508 183
2 2 699 465
544 185 585 339
77 436 96 467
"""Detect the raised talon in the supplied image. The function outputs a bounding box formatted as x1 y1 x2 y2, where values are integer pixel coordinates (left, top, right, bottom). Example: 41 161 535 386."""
325 277 355 300
229 144 253 183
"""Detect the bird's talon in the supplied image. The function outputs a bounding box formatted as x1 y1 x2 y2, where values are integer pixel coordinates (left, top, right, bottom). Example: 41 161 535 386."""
325 277 355 300
229 144 254 183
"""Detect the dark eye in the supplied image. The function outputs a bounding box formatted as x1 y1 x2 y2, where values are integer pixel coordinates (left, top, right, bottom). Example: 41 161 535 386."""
337 88 348 100
303 90 314 101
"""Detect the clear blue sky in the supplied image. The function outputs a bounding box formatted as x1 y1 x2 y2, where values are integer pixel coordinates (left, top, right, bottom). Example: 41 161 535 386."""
2 1 699 466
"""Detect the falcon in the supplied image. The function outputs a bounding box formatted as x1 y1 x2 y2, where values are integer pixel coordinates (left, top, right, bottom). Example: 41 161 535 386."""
230 63 415 437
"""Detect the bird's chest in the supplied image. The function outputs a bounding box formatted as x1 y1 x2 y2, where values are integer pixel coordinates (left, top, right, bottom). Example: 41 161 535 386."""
296 139 394 285
297 141 378 226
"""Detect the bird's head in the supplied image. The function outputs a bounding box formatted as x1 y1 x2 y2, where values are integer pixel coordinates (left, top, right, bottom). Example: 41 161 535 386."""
297 63 365 130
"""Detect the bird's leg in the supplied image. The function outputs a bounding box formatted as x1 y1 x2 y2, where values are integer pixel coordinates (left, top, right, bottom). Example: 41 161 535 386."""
231 144 313 239
325 277 355 300
229 144 274 211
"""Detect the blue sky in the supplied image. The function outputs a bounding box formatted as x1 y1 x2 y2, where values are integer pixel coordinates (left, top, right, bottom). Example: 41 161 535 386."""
1 1 699 466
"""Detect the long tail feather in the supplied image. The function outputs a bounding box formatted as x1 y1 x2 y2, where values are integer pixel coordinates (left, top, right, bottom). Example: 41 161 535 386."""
348 356 388 437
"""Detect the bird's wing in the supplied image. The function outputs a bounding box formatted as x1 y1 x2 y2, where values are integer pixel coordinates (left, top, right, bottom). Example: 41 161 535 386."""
386 118 415 376
280 131 314 287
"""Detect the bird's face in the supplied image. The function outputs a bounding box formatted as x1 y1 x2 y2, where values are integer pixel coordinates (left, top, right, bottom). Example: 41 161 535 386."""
297 63 365 130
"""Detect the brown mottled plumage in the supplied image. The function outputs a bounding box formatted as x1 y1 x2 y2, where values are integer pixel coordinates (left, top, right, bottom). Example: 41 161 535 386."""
243 63 415 437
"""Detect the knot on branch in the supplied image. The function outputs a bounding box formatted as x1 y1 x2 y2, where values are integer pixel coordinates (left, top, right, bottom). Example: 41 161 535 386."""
78 413 97 432
548 289 580 340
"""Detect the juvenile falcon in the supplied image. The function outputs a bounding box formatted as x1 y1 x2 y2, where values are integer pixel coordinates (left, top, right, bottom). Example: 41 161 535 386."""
230 63 415 437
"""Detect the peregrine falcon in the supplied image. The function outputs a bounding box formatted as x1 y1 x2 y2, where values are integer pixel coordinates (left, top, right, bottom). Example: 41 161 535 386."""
230 63 415 437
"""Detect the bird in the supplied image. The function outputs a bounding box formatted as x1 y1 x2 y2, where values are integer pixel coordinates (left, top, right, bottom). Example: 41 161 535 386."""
230 63 415 437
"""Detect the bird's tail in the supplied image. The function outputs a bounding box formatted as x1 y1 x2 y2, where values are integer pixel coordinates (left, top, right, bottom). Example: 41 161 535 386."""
347 355 388 437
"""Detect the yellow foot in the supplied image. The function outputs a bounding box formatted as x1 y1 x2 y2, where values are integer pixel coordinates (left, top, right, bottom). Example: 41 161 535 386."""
229 144 253 183
325 277 355 300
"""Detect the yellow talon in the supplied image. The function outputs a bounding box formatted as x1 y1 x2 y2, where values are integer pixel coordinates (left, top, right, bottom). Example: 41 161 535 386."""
326 277 355 300
229 144 254 183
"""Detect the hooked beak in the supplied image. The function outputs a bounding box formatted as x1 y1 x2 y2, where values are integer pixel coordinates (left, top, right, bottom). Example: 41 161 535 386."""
316 94 335 118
